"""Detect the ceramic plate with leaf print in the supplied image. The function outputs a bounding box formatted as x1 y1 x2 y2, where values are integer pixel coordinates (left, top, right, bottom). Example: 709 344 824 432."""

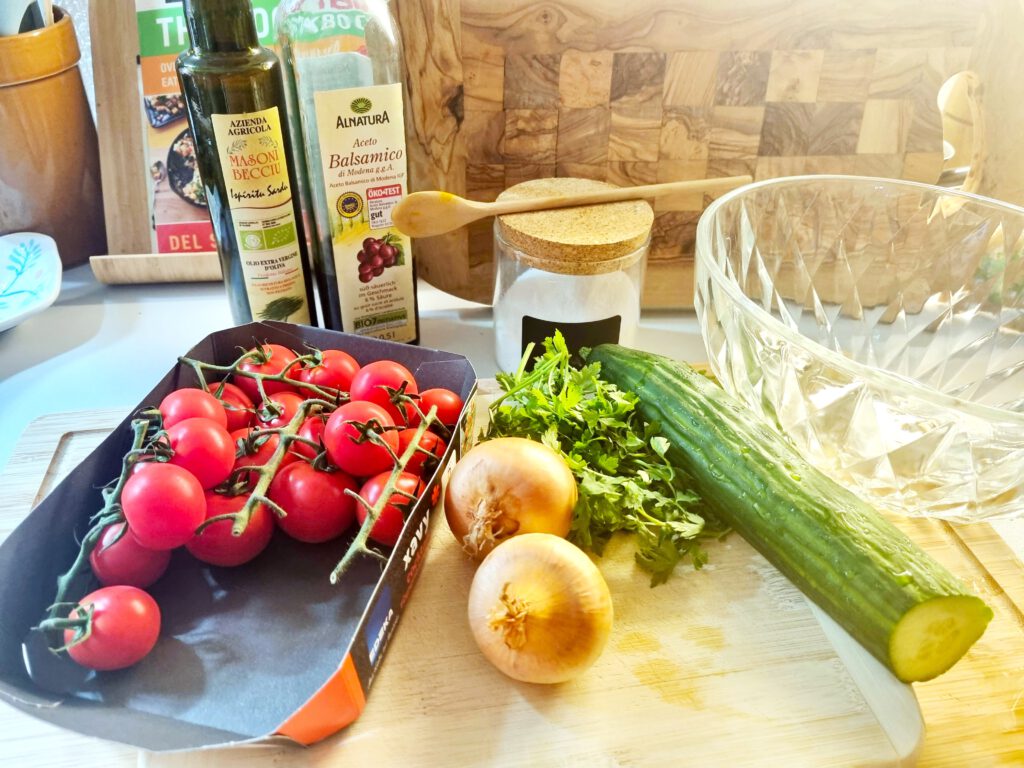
0 233 61 333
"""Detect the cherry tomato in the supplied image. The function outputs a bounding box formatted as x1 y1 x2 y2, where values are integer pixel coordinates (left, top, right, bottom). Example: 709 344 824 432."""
165 417 235 489
293 414 328 461
233 343 300 402
231 427 297 485
186 491 275 567
121 462 206 550
349 360 419 425
212 381 255 432
64 586 161 671
89 522 171 589
268 462 358 543
159 388 227 429
356 471 424 547
256 391 306 429
288 348 360 394
418 388 464 429
322 401 399 477
397 428 447 478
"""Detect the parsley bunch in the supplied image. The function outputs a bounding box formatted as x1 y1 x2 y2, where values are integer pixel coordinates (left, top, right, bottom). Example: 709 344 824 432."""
487 333 728 585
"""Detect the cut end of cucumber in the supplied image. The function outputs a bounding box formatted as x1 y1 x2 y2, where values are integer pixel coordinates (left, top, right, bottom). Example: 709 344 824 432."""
889 595 993 683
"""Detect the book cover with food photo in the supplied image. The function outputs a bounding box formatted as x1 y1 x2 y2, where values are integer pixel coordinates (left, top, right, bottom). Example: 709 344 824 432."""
135 0 281 255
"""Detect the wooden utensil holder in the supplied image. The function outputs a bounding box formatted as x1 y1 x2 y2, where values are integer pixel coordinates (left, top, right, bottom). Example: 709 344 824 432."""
0 6 106 268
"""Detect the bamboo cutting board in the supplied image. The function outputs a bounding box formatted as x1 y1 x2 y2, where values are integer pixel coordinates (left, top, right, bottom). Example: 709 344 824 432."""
395 0 982 309
1 395 1023 766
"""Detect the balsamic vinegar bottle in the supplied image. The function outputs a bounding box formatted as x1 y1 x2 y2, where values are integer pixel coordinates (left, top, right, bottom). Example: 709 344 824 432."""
176 0 317 326
277 0 419 343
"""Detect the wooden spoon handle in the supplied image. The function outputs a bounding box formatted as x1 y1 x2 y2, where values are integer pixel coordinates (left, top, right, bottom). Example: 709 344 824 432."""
488 175 753 217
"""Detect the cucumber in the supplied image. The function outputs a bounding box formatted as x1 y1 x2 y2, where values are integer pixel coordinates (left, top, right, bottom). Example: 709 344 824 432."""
589 344 992 683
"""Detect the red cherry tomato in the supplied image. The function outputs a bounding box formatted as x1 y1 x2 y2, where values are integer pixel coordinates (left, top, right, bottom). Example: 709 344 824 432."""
233 343 300 402
356 471 424 547
349 360 419 425
89 522 171 589
397 428 447 478
121 462 206 550
322 401 399 477
64 586 161 671
165 417 235 490
231 427 297 486
186 491 275 567
288 349 360 394
293 414 328 461
212 381 254 432
418 388 464 429
268 462 358 543
256 391 306 429
159 388 227 429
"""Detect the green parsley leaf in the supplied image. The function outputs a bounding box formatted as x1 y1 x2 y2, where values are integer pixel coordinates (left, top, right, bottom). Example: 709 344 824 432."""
487 332 729 585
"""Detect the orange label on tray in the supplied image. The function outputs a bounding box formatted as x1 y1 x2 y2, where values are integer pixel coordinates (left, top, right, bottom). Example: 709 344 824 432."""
275 652 366 745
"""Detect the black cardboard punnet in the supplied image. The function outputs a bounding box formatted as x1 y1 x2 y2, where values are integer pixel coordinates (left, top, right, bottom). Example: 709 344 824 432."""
0 322 477 750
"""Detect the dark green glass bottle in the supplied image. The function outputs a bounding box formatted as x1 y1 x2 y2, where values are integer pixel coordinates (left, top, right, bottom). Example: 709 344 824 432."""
176 0 317 326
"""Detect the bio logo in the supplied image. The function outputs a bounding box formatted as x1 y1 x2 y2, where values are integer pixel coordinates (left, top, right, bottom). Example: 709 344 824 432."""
350 97 372 114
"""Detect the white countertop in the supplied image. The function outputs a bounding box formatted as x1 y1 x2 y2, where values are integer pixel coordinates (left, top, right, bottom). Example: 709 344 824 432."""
0 265 706 473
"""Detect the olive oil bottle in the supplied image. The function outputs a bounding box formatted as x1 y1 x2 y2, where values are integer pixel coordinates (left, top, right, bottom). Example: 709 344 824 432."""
176 0 317 326
277 0 419 343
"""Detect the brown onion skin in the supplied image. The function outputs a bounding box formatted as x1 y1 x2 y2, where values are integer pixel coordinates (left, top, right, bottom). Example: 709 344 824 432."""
444 437 577 560
467 533 614 684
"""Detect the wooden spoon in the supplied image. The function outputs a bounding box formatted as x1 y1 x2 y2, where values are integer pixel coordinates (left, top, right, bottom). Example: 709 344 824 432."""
391 175 752 239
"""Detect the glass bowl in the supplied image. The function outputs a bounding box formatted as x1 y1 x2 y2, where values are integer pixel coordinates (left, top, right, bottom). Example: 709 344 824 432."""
694 175 1024 523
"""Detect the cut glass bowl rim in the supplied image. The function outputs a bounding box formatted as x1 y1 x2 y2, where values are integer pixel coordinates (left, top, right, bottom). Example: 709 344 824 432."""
694 174 1024 428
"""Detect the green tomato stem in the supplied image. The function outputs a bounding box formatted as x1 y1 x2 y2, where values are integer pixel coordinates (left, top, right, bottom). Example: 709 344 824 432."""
46 419 155 620
180 346 348 404
227 398 337 536
37 602 94 652
329 404 438 585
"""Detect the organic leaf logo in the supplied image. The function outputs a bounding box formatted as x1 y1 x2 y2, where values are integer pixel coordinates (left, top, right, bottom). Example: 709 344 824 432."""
258 136 278 149
228 139 247 154
351 97 372 114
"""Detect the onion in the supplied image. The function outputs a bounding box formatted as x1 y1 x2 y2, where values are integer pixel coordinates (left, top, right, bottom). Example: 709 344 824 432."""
444 437 577 559
468 533 614 684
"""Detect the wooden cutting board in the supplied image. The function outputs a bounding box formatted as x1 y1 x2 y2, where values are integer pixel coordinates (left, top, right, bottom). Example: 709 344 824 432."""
90 0 977 299
1 392 1023 766
395 0 981 309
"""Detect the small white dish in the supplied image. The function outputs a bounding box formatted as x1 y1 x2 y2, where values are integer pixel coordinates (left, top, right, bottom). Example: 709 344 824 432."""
0 233 61 333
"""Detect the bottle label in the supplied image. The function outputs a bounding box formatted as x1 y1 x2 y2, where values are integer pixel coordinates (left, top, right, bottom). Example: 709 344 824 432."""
211 106 311 324
522 315 622 365
313 82 416 342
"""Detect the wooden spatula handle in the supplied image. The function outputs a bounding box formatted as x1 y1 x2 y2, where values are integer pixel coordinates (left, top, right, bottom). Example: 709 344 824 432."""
490 174 752 217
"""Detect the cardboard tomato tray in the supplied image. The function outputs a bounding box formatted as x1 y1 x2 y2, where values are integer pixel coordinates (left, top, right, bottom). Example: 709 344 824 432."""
0 321 477 751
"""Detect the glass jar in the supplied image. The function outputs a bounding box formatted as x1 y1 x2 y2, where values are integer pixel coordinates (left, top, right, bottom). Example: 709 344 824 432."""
492 178 652 372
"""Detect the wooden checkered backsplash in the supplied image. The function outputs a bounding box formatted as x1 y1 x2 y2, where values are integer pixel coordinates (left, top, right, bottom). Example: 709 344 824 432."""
396 0 982 308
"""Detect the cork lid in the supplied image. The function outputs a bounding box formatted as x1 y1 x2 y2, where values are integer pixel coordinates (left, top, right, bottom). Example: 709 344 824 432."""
496 178 654 275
